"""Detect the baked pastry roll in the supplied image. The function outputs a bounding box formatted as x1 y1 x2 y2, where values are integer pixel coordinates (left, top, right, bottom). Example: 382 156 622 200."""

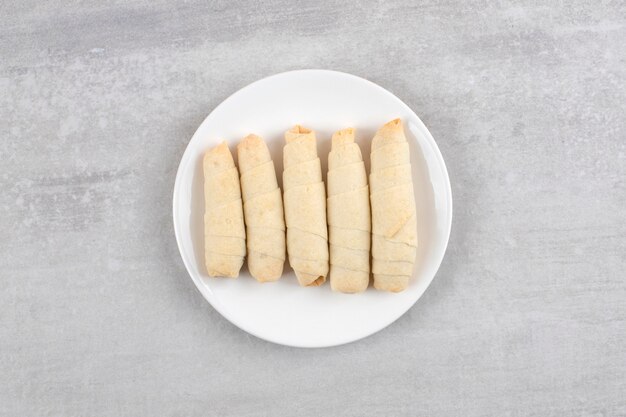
204 141 246 277
327 128 370 293
369 119 417 292
237 134 285 282
283 126 329 286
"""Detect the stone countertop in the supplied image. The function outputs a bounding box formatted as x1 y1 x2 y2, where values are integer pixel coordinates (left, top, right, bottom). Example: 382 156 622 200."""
1 1 625 415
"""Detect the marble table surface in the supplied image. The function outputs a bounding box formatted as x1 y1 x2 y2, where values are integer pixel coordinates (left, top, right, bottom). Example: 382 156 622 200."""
1 1 625 415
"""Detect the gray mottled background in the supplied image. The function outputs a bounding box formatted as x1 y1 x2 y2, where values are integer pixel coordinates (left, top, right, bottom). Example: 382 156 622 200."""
1 0 625 416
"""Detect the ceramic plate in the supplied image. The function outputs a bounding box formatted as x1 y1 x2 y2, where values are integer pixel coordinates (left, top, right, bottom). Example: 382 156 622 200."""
173 70 452 347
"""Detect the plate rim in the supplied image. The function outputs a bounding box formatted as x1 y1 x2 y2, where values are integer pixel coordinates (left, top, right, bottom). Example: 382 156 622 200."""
172 69 453 348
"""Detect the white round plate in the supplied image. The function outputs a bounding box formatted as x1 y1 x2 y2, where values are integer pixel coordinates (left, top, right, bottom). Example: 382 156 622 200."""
173 70 452 348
